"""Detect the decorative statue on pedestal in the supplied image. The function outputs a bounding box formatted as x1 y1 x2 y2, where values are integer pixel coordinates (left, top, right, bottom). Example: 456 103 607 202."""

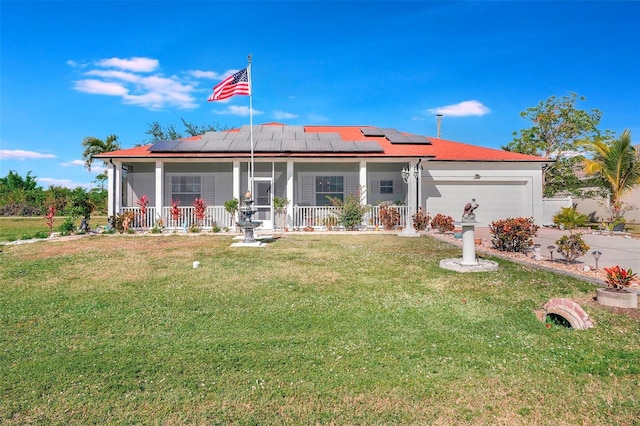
462 199 479 222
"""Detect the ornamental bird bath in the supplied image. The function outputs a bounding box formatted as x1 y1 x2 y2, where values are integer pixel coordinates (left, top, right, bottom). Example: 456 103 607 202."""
439 199 498 273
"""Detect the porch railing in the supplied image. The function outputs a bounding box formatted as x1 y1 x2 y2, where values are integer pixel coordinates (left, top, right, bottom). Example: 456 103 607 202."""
120 206 234 230
118 204 408 231
292 204 408 230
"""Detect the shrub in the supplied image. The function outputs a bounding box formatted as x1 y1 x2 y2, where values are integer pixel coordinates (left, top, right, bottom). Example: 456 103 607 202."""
553 206 588 230
555 233 590 264
430 213 454 233
112 211 135 233
327 191 369 231
604 266 637 289
34 230 49 239
412 207 430 231
490 217 539 252
58 217 76 236
379 203 401 230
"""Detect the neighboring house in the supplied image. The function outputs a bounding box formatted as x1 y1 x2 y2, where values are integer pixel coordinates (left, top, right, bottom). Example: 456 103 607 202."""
96 123 550 231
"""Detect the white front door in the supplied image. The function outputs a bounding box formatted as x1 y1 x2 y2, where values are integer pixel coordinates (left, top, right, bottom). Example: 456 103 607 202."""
253 178 273 229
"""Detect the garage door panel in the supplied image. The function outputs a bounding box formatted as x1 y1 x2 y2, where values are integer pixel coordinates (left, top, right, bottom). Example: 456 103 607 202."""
424 182 526 224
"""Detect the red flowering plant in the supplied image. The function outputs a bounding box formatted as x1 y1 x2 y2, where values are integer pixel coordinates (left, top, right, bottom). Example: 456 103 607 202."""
169 199 182 229
430 213 455 233
412 207 430 231
603 266 637 289
45 206 56 236
490 217 539 253
136 194 149 229
192 198 207 231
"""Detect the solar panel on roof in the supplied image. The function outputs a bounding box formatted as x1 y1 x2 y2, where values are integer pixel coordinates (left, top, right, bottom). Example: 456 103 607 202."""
360 127 385 137
227 139 252 152
255 139 281 152
281 139 300 151
149 140 173 151
354 142 384 152
306 140 334 152
317 132 341 140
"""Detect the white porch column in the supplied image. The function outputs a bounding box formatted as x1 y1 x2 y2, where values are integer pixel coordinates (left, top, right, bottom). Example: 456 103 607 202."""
399 160 420 237
155 160 164 223
359 160 367 202
113 161 122 215
286 161 294 228
107 161 115 217
233 161 241 201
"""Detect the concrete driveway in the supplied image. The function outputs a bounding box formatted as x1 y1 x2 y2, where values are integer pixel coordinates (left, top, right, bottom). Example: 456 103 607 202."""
473 227 639 272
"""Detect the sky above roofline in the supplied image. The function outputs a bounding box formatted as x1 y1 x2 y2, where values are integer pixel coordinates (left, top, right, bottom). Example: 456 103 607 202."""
1 1 637 188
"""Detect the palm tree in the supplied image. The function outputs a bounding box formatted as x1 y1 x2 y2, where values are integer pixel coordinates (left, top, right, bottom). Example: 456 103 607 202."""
582 129 640 220
81 134 121 171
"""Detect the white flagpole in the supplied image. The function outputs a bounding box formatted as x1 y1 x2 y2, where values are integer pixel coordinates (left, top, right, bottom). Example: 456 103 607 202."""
248 54 254 194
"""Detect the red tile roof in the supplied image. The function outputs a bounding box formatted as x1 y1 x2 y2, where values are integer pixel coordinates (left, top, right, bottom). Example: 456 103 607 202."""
95 124 549 162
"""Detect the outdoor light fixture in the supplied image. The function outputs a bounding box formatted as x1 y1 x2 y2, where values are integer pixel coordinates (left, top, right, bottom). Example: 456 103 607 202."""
401 166 410 184
547 245 556 260
592 251 602 269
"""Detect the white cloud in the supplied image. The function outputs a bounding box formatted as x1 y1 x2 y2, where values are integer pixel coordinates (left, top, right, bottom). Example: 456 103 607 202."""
60 160 85 167
96 57 159 73
426 100 491 117
214 105 264 117
188 70 223 80
0 149 56 160
273 110 299 120
69 56 227 110
73 79 129 96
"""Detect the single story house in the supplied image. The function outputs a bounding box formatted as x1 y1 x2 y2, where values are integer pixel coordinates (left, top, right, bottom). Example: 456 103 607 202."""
96 123 551 231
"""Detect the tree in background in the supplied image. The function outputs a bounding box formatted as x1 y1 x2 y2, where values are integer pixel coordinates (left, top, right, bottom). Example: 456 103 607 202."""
145 118 226 143
503 92 603 197
81 134 121 171
581 129 640 222
0 170 45 215
0 170 107 217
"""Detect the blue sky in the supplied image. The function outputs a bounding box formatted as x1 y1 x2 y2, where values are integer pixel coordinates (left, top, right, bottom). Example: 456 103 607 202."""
1 1 638 189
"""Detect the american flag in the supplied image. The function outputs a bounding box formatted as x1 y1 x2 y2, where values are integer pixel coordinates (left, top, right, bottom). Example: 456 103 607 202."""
208 68 250 101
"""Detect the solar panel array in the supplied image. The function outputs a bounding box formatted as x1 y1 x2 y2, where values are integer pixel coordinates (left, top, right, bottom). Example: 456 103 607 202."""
360 127 430 144
149 125 384 153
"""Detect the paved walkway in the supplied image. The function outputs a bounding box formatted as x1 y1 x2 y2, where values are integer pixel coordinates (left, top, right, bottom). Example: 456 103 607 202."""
472 227 639 273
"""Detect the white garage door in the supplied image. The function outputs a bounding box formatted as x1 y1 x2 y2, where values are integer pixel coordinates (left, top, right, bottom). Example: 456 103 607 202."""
423 181 528 224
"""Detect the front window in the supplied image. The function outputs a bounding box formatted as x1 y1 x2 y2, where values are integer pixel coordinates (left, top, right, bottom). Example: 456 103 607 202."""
380 180 394 194
171 176 201 205
315 176 344 205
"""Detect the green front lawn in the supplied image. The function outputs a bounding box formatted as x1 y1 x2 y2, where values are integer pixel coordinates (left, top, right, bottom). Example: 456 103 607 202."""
0 216 109 242
1 234 638 424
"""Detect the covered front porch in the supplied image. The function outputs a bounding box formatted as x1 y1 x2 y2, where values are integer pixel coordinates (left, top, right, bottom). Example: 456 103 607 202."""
107 158 421 232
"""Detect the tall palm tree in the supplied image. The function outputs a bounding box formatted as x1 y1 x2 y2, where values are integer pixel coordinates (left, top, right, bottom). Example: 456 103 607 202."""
582 129 640 220
81 134 121 171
